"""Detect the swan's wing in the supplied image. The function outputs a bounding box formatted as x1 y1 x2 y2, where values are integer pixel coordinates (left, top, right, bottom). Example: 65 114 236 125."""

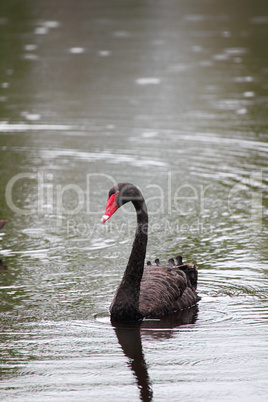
139 264 199 318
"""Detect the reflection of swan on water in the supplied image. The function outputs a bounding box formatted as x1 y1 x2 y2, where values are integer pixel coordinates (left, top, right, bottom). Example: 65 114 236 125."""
115 323 153 402
141 305 199 340
114 306 199 401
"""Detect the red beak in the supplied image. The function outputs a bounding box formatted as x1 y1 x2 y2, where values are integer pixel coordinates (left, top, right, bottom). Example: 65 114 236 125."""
101 193 119 223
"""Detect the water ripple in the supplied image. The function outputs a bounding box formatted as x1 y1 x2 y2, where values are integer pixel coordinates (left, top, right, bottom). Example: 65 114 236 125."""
39 148 167 168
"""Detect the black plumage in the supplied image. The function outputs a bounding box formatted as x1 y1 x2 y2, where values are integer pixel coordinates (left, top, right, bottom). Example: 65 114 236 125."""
102 183 200 322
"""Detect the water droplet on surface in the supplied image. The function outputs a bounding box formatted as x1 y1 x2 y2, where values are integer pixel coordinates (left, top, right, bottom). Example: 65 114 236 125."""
113 31 130 38
98 50 111 57
234 76 254 83
43 20 60 28
35 26 49 35
25 44 38 51
236 108 247 115
243 91 255 98
69 47 85 54
23 54 39 61
136 77 161 85
222 31 231 38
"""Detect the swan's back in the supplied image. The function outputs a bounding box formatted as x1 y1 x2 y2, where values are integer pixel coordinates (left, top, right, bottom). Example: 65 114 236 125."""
139 261 199 318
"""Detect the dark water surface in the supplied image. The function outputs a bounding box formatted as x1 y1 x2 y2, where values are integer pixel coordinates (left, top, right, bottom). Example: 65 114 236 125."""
0 0 267 401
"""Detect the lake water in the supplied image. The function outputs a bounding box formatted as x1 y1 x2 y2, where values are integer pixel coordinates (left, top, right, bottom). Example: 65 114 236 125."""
0 0 267 401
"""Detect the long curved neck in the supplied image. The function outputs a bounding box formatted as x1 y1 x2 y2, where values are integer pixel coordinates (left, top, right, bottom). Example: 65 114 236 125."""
110 197 148 322
124 199 148 287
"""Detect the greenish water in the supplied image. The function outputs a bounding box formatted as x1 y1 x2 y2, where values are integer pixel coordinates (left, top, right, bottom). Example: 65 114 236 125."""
0 0 267 401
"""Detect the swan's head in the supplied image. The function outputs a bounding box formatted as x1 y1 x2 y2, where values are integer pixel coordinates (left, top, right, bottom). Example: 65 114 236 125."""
101 183 143 223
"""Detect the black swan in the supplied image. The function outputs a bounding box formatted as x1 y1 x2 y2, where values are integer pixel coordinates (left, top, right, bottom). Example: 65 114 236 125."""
101 183 199 322
0 220 8 230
